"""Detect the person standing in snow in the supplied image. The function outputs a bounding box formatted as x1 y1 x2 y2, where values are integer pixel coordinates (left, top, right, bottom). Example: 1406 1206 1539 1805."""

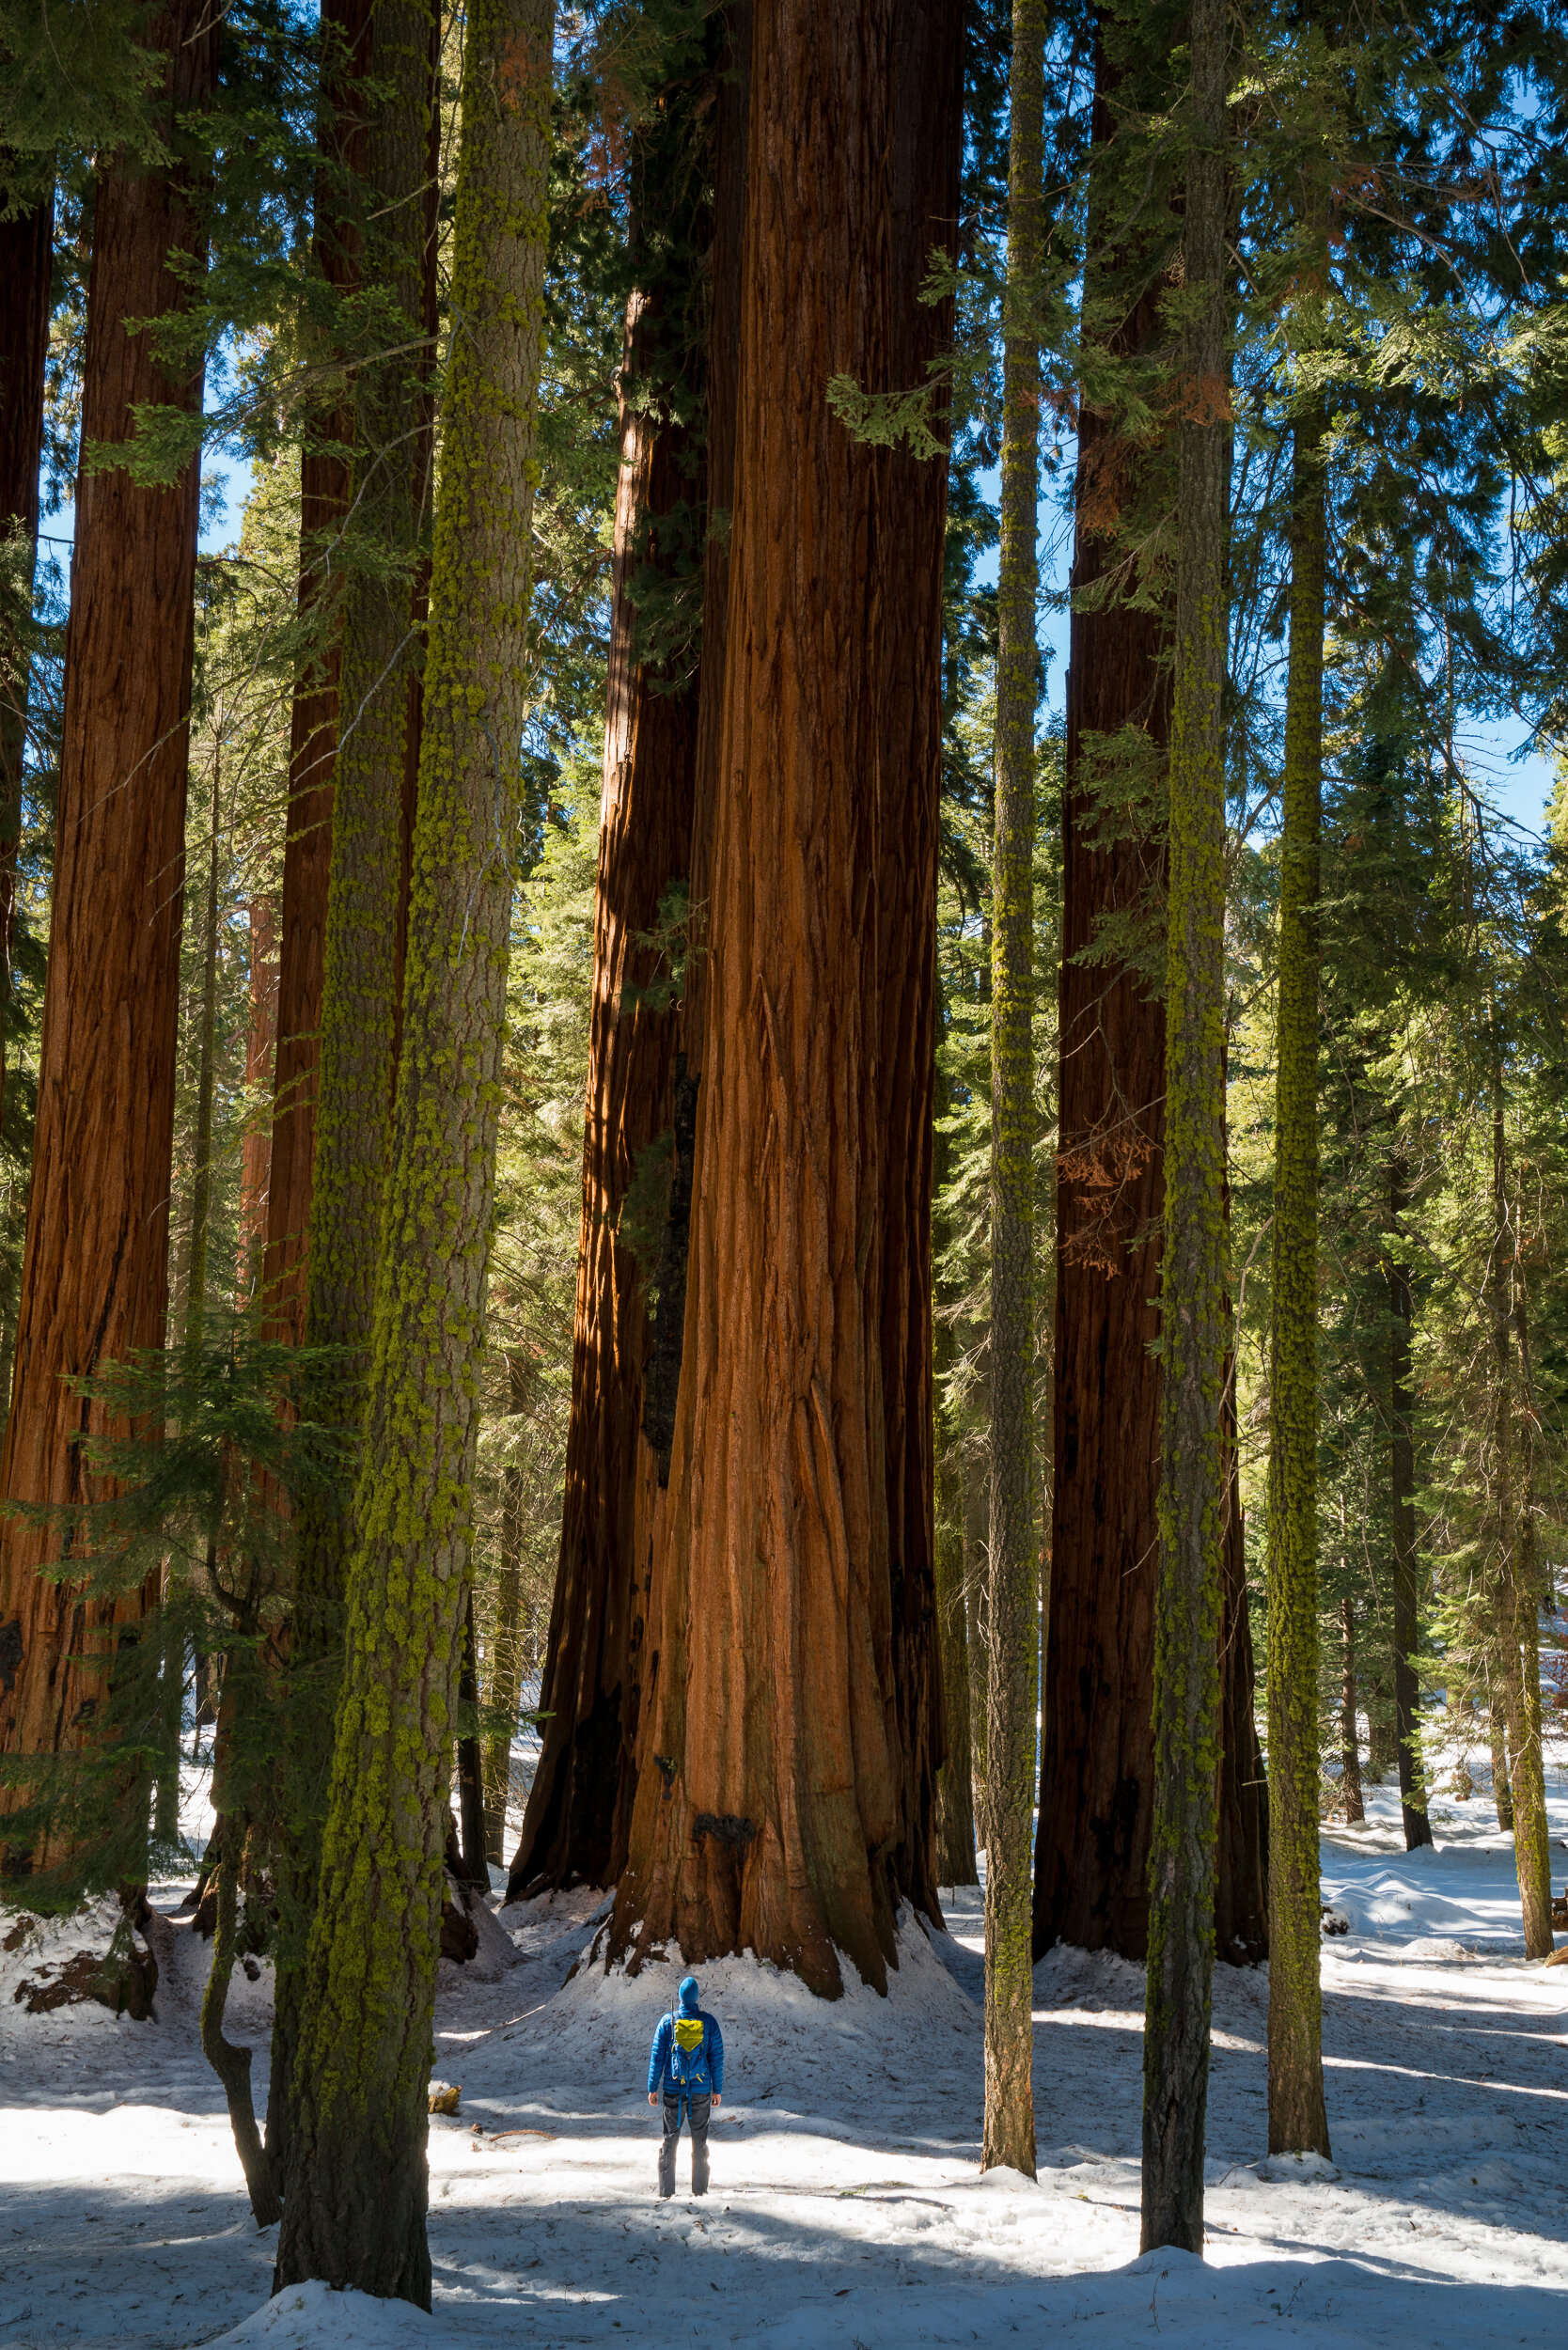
647 1973 724 2198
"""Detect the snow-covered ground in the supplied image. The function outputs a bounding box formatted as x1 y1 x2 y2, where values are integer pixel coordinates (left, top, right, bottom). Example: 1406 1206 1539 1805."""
3 1769 1565 2350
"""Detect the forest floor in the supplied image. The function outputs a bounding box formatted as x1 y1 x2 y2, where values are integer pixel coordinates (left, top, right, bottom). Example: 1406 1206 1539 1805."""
2 1765 1566 2349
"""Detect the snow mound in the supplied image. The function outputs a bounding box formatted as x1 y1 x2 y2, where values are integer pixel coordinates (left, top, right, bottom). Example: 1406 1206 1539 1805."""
1221 2151 1341 2187
203 2281 460 2348
1032 1939 1146 2007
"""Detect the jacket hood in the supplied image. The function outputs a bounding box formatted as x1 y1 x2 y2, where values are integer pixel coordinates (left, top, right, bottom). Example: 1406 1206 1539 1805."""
677 1975 700 2013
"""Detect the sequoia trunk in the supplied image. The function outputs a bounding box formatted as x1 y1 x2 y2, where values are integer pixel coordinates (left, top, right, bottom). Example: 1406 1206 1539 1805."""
0 8 218 1864
608 0 908 1999
1034 24 1173 1964
508 238 705 1899
877 0 964 1931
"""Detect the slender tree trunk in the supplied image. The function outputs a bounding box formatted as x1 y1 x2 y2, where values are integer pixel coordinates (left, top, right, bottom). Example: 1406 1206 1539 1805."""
1214 1362 1269 1959
1264 391 1331 2162
236 898 279 1307
262 0 376 1346
0 7 218 1866
267 0 439 2186
1140 0 1231 2248
608 0 908 2000
184 756 224 1350
456 1587 487 1884
1510 1277 1555 1956
983 0 1043 2183
0 192 52 1147
1387 1156 1432 1847
202 1718 282 2229
964 1441 990 1854
1489 1698 1513 1831
482 1350 529 1864
1488 1092 1551 1956
1340 1596 1364 1825
274 3 551 2295
933 1377 978 1887
877 0 964 1932
508 72 712 1893
1035 20 1172 1964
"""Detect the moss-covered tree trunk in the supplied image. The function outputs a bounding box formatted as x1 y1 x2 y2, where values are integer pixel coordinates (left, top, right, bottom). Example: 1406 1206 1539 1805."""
983 0 1043 2184
0 190 52 1145
1265 393 1331 2163
273 0 551 2297
1387 1165 1432 1849
0 5 218 1864
267 0 439 2186
1139 0 1231 2251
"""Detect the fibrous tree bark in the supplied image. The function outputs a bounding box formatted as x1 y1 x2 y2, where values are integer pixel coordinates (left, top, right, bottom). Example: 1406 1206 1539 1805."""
507 47 714 1893
1386 1156 1432 1849
274 0 551 2296
876 0 964 1933
266 0 439 2184
1266 393 1331 2163
1034 20 1173 1965
1140 0 1230 2250
608 0 916 2000
983 0 1043 2182
0 190 52 1146
0 5 218 1867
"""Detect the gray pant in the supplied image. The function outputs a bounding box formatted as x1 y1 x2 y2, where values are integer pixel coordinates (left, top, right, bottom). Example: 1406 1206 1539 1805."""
659 2091 711 2197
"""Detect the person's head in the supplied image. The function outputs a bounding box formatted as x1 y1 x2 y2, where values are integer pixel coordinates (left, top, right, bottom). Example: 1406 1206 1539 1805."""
678 1974 700 2014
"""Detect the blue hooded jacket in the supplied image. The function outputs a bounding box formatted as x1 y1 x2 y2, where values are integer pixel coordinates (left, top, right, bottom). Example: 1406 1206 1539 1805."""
647 1976 724 2096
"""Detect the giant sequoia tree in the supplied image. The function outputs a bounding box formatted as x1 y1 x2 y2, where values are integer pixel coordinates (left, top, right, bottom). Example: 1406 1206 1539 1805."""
0 3 218 1862
510 19 726 1898
606 0 958 1998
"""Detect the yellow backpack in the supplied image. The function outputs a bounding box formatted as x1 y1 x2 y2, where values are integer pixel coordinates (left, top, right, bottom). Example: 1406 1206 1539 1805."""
670 2009 710 2087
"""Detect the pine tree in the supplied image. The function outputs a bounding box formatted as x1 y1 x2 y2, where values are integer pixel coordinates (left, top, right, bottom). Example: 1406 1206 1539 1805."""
982 0 1043 2183
1265 382 1332 2158
274 0 552 2295
266 0 440 2185
1140 0 1230 2254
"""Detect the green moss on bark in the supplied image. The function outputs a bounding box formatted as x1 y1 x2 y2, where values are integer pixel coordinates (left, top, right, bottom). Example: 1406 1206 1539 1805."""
274 0 552 2302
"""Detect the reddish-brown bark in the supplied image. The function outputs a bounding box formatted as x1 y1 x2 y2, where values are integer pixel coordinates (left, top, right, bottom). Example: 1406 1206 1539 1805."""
609 0 908 2000
1034 31 1267 1966
237 898 280 1306
876 0 964 1927
0 6 219 1852
508 18 748 1901
507 283 702 1896
0 193 53 1142
260 0 374 1342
